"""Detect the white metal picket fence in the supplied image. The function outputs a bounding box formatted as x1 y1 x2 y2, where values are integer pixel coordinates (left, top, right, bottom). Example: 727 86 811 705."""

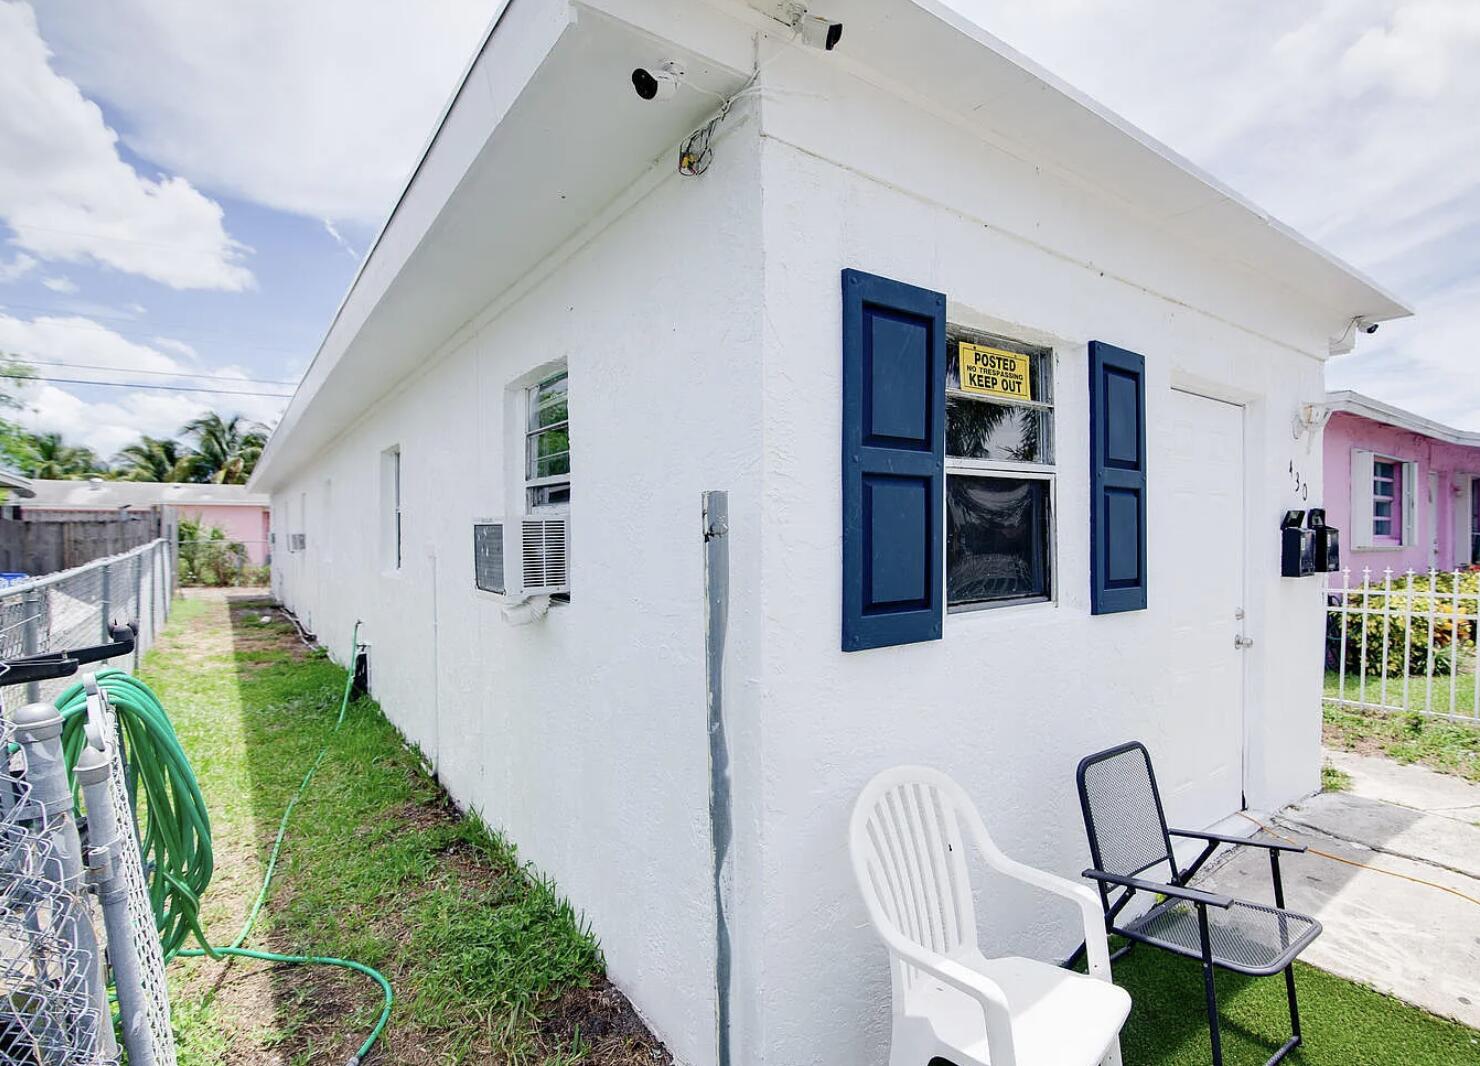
0 539 174 704
1324 567 1480 725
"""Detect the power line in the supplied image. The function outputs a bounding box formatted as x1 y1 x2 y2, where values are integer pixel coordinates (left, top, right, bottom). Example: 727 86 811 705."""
13 358 296 387
4 222 246 257
0 300 308 357
1 374 291 399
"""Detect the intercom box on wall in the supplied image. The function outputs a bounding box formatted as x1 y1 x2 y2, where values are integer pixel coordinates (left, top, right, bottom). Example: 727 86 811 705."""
1309 508 1341 573
1281 510 1315 578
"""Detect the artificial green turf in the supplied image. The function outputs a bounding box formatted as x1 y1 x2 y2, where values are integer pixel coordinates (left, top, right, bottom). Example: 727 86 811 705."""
1113 946 1480 1065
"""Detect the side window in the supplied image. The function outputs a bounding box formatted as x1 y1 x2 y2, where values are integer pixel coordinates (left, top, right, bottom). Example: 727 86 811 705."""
944 327 1055 609
381 446 402 571
1372 457 1401 544
526 369 570 511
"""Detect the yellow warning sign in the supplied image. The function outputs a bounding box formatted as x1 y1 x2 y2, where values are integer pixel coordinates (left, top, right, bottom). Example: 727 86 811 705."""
958 343 1031 401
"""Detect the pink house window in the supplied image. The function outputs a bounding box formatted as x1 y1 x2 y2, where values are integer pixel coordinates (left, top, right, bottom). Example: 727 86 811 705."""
1472 477 1479 563
1372 458 1402 543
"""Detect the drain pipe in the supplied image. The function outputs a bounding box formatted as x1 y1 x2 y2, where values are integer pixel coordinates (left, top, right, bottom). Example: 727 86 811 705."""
702 491 733 1066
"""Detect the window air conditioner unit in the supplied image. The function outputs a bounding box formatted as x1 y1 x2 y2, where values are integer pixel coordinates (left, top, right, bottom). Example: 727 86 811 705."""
473 516 569 603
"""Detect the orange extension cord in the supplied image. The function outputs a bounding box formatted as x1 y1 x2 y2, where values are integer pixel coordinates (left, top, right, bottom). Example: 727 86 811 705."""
1234 810 1480 909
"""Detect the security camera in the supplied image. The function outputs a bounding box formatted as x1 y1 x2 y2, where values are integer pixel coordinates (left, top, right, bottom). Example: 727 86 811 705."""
632 61 683 102
1359 318 1380 335
797 13 844 51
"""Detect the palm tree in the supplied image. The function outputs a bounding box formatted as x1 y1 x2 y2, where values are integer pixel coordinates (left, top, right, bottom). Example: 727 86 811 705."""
113 435 192 482
27 432 104 480
179 413 269 485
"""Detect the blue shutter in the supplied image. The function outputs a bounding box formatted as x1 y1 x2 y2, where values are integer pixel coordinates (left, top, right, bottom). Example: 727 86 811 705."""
1089 341 1148 614
841 269 946 651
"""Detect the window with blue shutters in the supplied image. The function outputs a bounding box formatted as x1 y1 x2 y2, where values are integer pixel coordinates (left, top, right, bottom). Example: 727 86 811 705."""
841 269 946 652
1089 340 1148 614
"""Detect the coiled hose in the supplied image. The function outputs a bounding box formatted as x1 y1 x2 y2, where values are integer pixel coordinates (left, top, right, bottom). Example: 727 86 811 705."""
55 621 392 1066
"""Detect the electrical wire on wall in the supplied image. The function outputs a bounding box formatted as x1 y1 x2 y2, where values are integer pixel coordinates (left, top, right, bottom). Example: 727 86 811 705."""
676 26 803 178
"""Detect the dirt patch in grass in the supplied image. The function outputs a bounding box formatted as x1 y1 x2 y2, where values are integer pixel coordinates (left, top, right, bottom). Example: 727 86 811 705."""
1323 703 1480 782
153 589 671 1065
540 982 672 1065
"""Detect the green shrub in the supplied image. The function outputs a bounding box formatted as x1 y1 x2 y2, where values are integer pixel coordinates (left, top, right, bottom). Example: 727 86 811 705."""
1329 570 1478 678
177 517 250 587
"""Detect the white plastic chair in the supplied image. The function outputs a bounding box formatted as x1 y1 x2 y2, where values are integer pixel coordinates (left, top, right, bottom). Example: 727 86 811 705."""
850 766 1130 1066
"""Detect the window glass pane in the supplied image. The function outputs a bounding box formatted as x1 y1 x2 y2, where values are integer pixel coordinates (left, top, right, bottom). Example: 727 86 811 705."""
1373 500 1393 519
947 475 1051 606
946 331 1051 404
530 373 569 430
532 454 570 479
526 426 570 479
1373 460 1395 480
1374 517 1393 536
528 483 571 509
947 398 1051 463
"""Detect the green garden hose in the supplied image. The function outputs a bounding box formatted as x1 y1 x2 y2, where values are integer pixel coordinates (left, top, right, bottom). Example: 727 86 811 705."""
54 621 393 1065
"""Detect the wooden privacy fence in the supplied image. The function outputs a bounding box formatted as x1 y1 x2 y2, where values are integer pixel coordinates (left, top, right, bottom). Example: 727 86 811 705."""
1324 567 1480 725
0 509 161 577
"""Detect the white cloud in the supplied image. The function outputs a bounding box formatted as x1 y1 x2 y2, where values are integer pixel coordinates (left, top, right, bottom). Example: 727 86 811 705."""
0 253 35 283
40 276 77 294
0 1 254 291
0 311 286 454
34 0 497 224
944 0 1480 428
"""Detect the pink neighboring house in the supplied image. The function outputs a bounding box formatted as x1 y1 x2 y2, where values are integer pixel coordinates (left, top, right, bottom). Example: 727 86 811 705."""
1322 391 1480 575
21 479 273 565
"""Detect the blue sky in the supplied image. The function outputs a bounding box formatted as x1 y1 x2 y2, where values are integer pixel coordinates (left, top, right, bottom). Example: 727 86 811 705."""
1 0 1475 458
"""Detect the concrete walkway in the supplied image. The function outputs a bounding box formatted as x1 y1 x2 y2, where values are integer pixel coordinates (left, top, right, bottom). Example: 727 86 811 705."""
1199 750 1480 1029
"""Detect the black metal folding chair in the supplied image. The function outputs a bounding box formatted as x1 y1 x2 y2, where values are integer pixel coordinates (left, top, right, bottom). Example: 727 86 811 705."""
1074 742 1321 1066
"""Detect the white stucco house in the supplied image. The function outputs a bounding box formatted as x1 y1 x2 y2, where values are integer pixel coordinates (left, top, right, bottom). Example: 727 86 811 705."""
249 1 1410 1062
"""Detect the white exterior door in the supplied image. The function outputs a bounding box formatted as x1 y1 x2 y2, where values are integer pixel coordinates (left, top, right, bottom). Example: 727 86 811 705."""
1429 471 1441 570
1156 389 1246 828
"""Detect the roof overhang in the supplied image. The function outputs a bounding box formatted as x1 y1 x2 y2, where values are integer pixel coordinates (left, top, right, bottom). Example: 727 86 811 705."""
253 0 1414 491
791 0 1414 331
1324 391 1480 448
0 470 34 499
251 0 751 492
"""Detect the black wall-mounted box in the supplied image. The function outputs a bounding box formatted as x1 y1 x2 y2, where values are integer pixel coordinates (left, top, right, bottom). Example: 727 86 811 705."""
1309 508 1341 573
1281 510 1315 578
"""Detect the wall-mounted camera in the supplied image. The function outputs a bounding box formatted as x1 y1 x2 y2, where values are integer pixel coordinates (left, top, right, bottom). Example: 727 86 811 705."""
797 14 844 51
632 61 684 102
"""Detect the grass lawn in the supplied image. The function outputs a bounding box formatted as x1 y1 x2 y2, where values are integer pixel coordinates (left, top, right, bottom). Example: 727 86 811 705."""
1322 677 1480 782
1113 947 1480 1065
144 592 664 1065
142 591 1478 1064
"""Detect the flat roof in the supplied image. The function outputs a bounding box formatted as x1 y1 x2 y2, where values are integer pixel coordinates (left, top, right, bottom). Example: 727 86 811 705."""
252 0 1414 492
22 480 269 510
1324 391 1480 448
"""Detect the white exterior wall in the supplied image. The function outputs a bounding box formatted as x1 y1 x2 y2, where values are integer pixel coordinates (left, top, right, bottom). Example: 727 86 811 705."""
268 15 1362 1065
271 118 766 1066
745 52 1332 1065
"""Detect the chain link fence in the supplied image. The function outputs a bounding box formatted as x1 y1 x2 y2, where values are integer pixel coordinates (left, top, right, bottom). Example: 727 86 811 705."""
0 540 174 703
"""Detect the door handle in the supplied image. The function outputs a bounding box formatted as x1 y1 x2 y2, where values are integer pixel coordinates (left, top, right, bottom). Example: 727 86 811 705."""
1234 635 1255 650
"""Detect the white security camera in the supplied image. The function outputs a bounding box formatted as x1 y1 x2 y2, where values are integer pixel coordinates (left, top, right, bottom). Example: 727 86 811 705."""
1358 318 1380 335
632 61 683 102
797 14 843 51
